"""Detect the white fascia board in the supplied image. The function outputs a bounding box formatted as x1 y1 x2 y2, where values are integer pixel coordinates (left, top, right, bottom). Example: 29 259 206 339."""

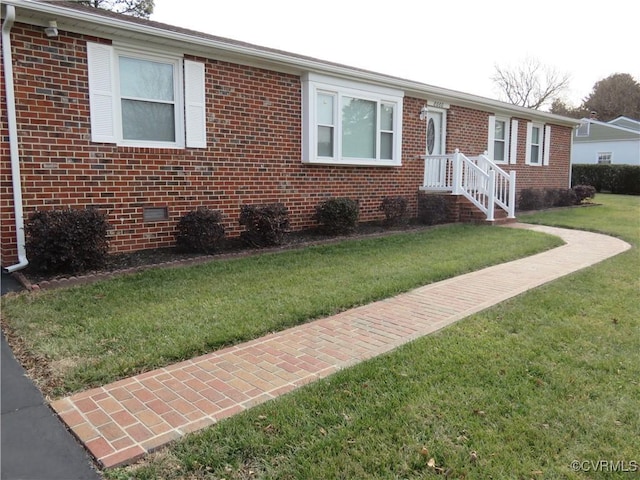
5 0 580 128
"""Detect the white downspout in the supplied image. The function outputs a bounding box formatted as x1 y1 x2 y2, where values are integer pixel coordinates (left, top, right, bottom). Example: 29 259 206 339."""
2 5 29 272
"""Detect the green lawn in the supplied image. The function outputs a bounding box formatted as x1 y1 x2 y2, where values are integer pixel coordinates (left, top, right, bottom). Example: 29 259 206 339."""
106 194 639 479
1 223 560 397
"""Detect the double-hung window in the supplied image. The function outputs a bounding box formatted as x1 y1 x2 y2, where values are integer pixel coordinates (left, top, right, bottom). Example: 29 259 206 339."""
597 152 612 164
525 122 551 166
87 42 206 149
529 124 542 164
119 55 178 143
488 116 510 163
302 73 404 166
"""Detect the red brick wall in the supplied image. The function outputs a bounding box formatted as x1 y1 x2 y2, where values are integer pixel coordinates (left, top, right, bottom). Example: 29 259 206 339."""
0 24 571 265
447 105 492 155
445 107 572 193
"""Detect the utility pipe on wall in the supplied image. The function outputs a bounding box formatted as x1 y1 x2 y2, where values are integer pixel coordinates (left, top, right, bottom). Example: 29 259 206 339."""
2 4 29 272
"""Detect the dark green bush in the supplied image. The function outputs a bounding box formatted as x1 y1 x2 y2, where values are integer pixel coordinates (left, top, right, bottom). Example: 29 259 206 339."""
518 188 578 210
572 184 597 203
379 196 409 226
239 203 290 247
315 197 360 234
417 194 449 225
175 208 225 254
517 188 545 211
543 188 560 208
612 165 640 195
555 188 578 207
572 164 640 195
25 208 110 274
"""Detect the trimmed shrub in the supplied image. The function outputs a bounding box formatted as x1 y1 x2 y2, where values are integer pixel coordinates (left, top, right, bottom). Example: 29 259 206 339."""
239 203 290 247
315 197 360 234
175 208 225 254
518 188 578 210
25 208 110 274
417 194 449 225
379 196 409 226
612 165 640 195
517 188 545 211
555 188 578 207
572 184 597 204
543 188 560 208
572 164 640 195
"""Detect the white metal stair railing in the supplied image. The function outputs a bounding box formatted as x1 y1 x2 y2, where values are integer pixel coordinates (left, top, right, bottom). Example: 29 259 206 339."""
421 149 516 221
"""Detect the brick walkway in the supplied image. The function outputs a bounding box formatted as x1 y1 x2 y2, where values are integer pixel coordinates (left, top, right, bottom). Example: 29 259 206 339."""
50 224 631 468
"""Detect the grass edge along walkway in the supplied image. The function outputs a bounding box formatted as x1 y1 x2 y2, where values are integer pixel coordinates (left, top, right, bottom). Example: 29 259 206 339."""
50 223 630 469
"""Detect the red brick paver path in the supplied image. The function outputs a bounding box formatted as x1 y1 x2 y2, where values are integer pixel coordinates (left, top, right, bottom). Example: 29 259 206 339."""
50 224 630 468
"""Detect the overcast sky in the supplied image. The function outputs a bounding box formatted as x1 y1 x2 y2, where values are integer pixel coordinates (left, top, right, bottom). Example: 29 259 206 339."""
151 0 638 109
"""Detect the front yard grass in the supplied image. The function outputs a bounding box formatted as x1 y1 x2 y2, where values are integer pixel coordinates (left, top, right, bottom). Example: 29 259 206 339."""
1 223 561 397
106 194 639 479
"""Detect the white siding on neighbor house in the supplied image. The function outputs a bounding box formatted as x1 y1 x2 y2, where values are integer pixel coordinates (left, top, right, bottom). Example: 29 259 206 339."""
572 140 640 165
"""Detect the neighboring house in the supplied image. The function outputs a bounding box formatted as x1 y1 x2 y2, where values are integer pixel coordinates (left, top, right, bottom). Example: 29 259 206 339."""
572 116 640 165
1 0 579 271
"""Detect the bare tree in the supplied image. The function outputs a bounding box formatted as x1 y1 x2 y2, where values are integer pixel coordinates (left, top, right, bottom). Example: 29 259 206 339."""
491 57 570 110
78 0 154 18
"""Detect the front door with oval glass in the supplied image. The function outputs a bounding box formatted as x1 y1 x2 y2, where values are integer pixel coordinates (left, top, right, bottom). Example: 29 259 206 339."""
426 109 446 155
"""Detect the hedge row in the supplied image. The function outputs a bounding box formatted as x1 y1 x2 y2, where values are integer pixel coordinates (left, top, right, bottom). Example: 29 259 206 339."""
517 185 596 211
23 196 424 275
572 164 640 195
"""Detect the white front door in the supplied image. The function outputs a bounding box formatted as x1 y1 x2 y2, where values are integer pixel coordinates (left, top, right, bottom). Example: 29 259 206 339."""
426 109 446 155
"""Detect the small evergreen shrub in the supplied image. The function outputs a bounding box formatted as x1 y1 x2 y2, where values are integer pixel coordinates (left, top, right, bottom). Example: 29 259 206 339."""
417 194 449 225
572 184 597 204
517 188 545 211
379 196 409 226
554 188 578 207
315 197 360 234
543 188 560 208
239 203 290 247
25 208 110 274
175 208 225 254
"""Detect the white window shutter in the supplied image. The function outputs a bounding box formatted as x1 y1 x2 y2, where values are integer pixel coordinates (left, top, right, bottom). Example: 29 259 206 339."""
525 122 532 165
509 119 518 164
543 125 551 165
487 115 496 159
184 60 206 148
86 42 116 143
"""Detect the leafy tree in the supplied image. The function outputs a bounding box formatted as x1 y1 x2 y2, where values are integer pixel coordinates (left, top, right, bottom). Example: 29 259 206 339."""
491 56 570 110
78 0 154 18
582 73 640 122
549 99 587 119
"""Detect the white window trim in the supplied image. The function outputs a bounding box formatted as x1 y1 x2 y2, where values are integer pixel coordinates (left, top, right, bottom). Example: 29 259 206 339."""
302 73 404 166
87 42 206 149
487 115 510 164
525 121 544 166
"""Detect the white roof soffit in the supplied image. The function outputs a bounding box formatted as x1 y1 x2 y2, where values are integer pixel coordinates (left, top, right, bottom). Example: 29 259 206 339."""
4 0 579 127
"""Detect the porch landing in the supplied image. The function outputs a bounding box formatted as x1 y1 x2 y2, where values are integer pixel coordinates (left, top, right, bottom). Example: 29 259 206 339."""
50 224 631 469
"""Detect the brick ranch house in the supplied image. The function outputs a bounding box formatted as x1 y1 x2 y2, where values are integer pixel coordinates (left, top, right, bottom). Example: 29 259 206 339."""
1 0 579 272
